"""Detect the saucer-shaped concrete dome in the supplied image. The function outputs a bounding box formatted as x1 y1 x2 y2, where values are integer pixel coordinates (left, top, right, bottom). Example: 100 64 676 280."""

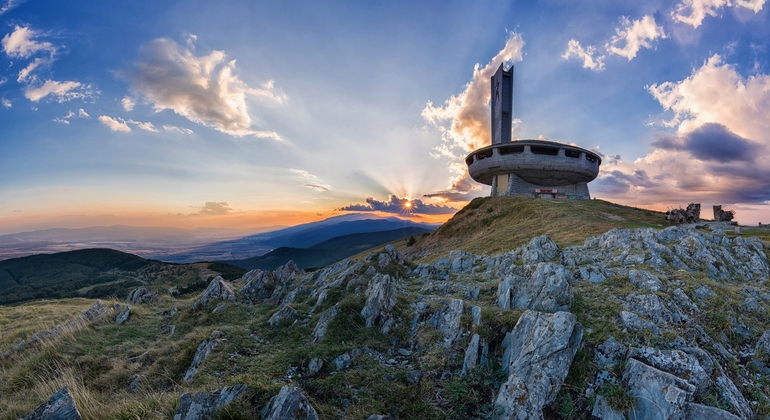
465 139 601 199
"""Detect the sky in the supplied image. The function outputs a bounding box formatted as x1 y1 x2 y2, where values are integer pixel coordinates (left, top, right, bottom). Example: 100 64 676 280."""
1 0 769 235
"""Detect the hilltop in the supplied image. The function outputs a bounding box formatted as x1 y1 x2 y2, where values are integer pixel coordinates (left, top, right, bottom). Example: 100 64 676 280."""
2 197 770 420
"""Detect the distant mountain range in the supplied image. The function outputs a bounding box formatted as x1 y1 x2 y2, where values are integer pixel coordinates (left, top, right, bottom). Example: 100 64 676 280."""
226 226 433 271
161 214 440 263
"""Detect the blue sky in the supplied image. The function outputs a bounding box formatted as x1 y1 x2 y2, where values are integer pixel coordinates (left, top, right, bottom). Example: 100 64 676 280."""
1 0 768 234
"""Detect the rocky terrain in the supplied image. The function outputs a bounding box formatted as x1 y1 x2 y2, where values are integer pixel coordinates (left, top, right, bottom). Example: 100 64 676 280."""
2 200 770 419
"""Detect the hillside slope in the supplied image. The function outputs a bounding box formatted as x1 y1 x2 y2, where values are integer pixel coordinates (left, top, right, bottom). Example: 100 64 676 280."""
405 196 667 261
2 198 770 420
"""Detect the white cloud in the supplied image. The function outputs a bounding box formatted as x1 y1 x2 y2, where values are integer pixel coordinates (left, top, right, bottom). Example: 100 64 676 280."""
606 15 666 60
121 97 135 111
24 80 97 103
78 108 89 118
562 39 605 71
595 55 770 208
647 54 770 140
0 76 6 85
289 168 331 191
1 26 55 58
672 0 766 28
2 98 11 108
17 56 52 83
124 37 285 139
197 201 234 215
127 120 158 132
98 115 131 132
53 110 75 124
422 32 525 197
163 124 194 135
0 0 29 16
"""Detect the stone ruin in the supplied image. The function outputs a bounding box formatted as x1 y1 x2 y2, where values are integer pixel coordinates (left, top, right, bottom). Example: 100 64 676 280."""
713 205 736 222
665 203 700 224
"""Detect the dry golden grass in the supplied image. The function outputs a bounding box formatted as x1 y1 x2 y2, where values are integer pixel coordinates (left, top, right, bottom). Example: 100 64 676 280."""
0 298 106 351
404 196 667 262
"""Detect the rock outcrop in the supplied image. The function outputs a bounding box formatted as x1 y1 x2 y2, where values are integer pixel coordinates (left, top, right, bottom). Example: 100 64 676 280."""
193 277 237 310
173 384 249 420
183 331 224 383
495 310 583 419
261 385 319 420
23 386 83 420
127 287 158 304
360 274 398 328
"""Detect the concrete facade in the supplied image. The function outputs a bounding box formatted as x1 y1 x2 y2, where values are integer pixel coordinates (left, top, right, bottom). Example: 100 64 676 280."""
466 140 600 199
491 64 513 145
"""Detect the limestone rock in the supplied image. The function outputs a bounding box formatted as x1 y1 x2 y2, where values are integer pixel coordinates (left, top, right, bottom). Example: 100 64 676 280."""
462 333 481 375
627 347 710 390
81 300 110 323
268 304 297 327
624 294 673 326
127 287 158 305
591 395 626 420
312 304 339 343
183 331 224 383
619 311 660 335
360 274 398 328
428 298 465 347
628 270 664 292
686 403 741 420
716 372 753 420
594 337 626 368
307 358 323 376
193 276 237 310
261 385 319 420
757 330 770 354
495 310 583 419
23 386 83 420
515 235 559 265
173 384 248 420
623 358 695 420
115 305 131 325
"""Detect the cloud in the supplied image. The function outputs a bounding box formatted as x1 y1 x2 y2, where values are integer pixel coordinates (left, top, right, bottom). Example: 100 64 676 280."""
121 97 135 111
123 37 285 139
594 55 770 206
562 39 605 71
2 25 55 58
647 54 770 141
2 98 11 108
24 80 97 102
198 201 234 215
17 56 53 83
53 108 90 124
289 168 331 191
163 124 194 134
0 0 28 16
652 123 759 162
422 32 525 200
606 15 666 60
672 0 766 28
98 115 131 132
128 120 158 132
0 76 5 85
338 195 457 216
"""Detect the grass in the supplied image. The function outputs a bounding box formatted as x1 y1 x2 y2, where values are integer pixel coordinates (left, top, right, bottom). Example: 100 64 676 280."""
404 196 667 263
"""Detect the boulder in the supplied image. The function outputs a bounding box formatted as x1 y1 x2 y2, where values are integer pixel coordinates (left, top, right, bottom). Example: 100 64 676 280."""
268 305 297 327
261 385 319 420
360 274 398 328
686 403 741 420
183 331 224 383
193 277 237 310
619 311 660 335
757 330 770 354
591 395 626 420
628 270 664 292
81 300 110 323
173 384 249 420
515 235 560 265
307 358 323 376
594 337 626 368
623 358 695 420
462 333 481 375
624 294 673 326
495 310 583 419
23 386 83 420
312 304 339 343
115 305 131 325
627 347 710 390
127 287 158 305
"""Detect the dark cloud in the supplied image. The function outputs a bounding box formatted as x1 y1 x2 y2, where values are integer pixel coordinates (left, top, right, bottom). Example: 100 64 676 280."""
595 169 657 195
337 195 457 216
652 123 759 163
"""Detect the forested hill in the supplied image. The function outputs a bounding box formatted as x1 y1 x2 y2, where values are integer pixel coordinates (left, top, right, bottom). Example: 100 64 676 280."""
0 249 151 304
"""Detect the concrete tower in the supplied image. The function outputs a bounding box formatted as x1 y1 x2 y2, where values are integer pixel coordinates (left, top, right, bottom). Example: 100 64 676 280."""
491 63 513 145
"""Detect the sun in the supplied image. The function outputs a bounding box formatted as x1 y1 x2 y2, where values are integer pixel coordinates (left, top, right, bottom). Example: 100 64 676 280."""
404 201 412 208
